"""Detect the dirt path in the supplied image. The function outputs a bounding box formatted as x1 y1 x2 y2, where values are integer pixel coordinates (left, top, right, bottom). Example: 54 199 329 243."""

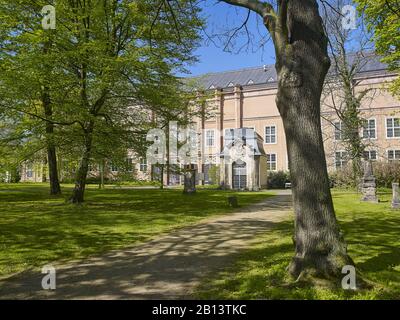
0 191 292 300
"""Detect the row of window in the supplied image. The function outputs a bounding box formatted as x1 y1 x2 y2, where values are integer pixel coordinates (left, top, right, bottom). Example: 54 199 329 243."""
334 117 400 141
268 149 400 172
335 149 400 169
204 126 277 147
203 117 400 148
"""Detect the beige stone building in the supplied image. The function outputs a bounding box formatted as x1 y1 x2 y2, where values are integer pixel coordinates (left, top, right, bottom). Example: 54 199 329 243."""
19 54 399 188
191 54 399 188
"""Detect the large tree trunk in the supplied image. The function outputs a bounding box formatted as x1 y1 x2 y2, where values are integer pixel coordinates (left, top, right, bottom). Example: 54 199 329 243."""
275 0 353 279
70 123 94 204
42 88 62 196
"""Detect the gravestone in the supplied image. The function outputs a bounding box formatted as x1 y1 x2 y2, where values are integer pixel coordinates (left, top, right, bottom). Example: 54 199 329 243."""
360 161 379 203
183 170 196 195
392 182 400 209
227 196 238 208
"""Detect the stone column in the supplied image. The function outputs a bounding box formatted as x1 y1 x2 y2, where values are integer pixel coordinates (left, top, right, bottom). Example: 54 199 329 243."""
234 85 242 129
392 182 400 209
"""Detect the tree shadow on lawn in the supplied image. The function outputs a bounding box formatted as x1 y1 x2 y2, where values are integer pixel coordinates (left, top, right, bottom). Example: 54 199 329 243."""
0 217 286 299
196 210 400 299
0 187 272 279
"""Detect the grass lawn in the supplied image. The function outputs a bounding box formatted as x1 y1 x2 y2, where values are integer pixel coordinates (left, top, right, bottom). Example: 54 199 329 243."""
0 183 273 279
196 189 400 299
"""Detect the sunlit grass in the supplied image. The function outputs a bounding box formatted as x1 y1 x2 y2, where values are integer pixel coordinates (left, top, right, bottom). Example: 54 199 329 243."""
0 183 273 278
196 189 400 299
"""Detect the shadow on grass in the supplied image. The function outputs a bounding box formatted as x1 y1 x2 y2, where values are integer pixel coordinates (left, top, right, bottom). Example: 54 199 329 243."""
0 184 273 279
0 216 287 299
196 192 400 300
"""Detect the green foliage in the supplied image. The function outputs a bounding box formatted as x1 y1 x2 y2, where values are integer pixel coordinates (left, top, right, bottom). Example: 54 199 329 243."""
0 184 273 277
207 165 220 184
267 171 290 189
355 0 400 96
329 165 359 188
196 190 400 299
373 161 400 188
0 0 204 199
330 162 400 188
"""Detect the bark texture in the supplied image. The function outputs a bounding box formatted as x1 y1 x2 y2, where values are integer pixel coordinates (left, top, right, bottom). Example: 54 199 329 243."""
70 122 94 204
42 88 62 196
273 0 353 279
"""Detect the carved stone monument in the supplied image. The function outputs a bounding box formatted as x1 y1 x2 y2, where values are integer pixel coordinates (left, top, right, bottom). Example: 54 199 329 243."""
392 182 400 209
183 169 196 195
361 161 379 203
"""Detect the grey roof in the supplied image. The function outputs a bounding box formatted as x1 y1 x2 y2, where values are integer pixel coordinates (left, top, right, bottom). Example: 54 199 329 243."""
193 65 278 90
190 52 390 90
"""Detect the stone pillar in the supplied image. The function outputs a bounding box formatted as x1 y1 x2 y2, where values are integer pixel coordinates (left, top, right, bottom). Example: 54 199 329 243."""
392 182 400 209
234 85 242 129
361 161 379 203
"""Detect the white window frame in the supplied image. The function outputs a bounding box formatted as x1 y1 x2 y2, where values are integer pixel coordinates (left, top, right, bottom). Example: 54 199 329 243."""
335 150 347 170
266 153 277 171
139 158 148 172
334 121 342 141
387 149 400 162
26 163 33 178
264 125 277 144
205 129 216 147
386 117 400 139
110 163 118 172
363 150 378 161
362 118 377 140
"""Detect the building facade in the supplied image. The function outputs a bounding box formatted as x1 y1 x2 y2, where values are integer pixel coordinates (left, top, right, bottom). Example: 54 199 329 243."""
192 54 399 188
18 54 400 188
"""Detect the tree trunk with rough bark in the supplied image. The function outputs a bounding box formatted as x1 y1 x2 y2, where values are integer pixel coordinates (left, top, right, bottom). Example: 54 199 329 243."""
70 122 94 203
42 88 62 196
273 0 353 279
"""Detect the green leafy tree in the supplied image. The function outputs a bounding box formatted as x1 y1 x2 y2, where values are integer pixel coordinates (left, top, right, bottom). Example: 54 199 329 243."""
1 0 203 203
355 0 400 96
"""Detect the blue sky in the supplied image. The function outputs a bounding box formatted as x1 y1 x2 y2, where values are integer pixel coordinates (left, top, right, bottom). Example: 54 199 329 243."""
185 1 276 76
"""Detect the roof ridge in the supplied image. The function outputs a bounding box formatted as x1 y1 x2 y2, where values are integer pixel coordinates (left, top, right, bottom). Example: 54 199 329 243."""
187 64 274 78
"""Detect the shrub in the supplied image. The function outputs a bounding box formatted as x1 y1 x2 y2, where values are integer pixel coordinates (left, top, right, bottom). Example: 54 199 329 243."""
373 161 400 188
329 165 356 188
207 165 220 185
267 171 290 189
329 161 400 189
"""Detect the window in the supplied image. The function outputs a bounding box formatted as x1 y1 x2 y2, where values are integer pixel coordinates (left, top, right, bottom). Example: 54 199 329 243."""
110 163 118 172
227 82 234 87
205 129 215 147
388 150 400 162
265 125 276 144
335 151 348 169
387 118 400 138
362 119 376 139
334 121 342 141
266 154 277 171
140 158 148 172
224 128 233 137
247 79 254 85
127 158 133 172
26 164 33 178
363 150 377 161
